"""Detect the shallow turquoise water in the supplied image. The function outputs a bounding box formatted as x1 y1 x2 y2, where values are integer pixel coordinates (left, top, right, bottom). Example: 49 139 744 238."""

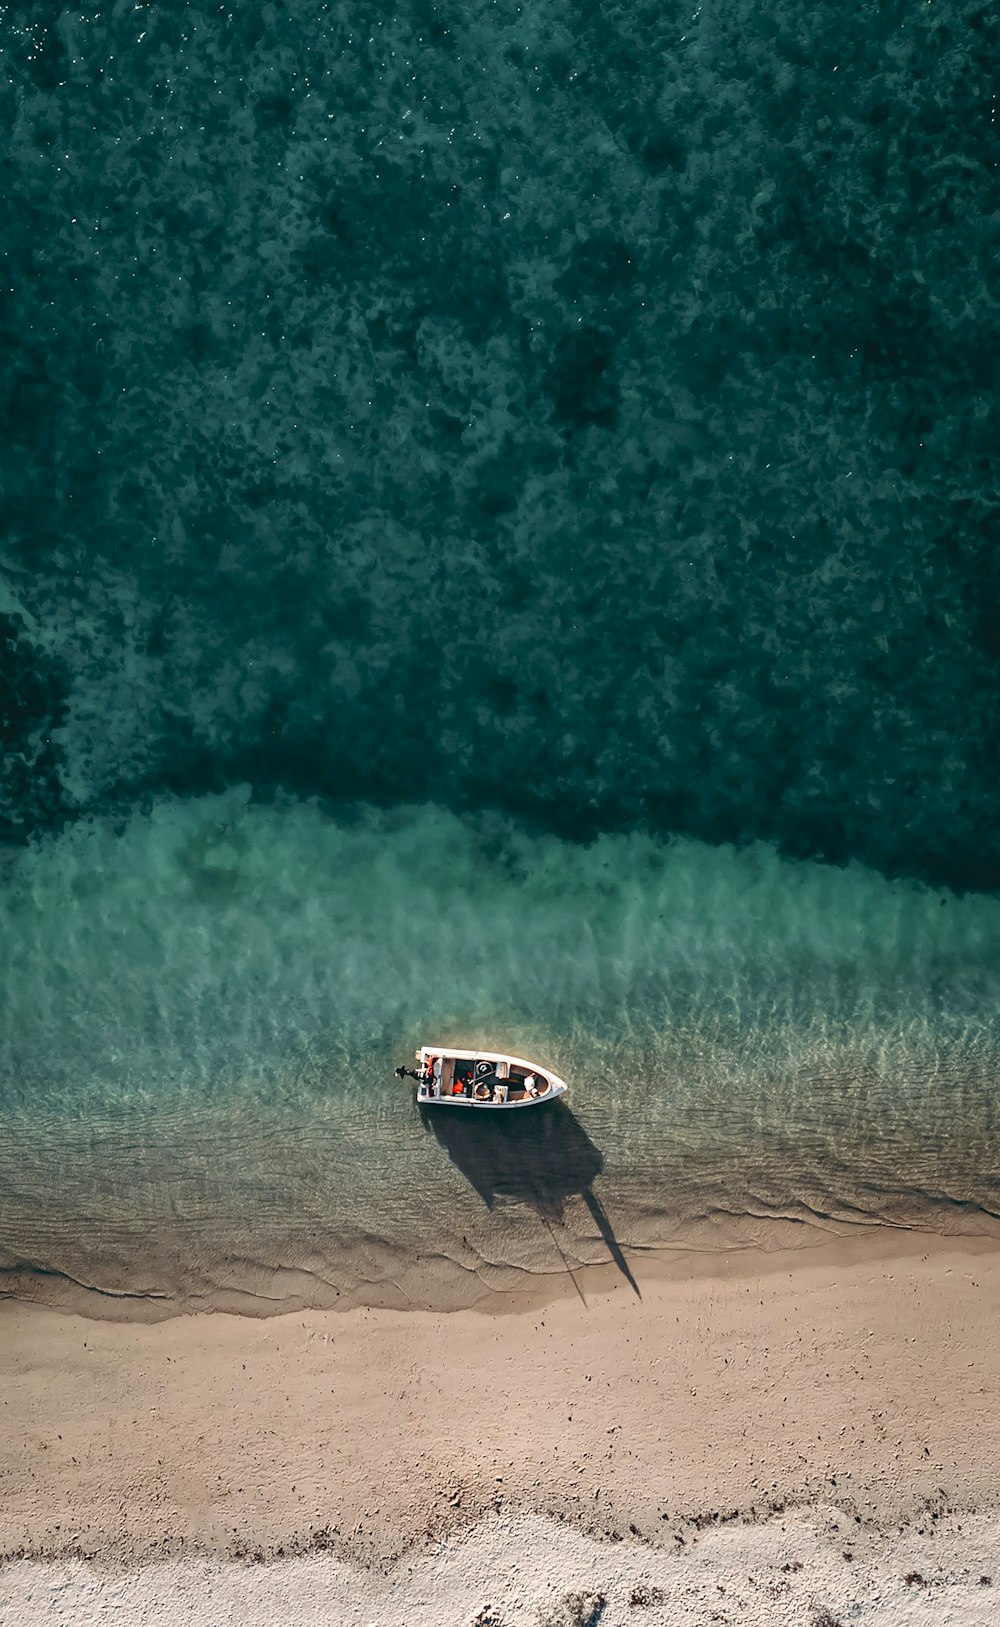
1 796 997 1310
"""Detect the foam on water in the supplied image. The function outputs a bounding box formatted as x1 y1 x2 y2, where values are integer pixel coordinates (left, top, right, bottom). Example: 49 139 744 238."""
1 796 997 1312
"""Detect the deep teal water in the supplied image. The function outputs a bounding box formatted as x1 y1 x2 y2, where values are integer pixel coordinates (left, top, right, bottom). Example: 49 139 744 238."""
0 3 997 1309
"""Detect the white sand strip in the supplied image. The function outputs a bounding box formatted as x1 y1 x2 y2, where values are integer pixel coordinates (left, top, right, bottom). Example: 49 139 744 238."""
2 1508 999 1626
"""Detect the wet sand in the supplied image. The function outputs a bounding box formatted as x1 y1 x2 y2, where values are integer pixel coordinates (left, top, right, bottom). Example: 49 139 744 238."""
2 1228 999 1622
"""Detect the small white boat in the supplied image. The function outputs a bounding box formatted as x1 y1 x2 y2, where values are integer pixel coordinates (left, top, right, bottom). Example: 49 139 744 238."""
396 1046 568 1110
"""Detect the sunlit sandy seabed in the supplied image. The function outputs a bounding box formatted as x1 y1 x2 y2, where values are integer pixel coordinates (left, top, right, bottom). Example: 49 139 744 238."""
1 793 998 1313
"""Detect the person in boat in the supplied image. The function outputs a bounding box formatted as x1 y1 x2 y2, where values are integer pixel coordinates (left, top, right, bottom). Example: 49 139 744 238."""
470 1060 495 1101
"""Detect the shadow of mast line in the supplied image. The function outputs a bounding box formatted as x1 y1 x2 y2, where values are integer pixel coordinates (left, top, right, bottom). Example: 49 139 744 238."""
580 1184 641 1299
418 1097 641 1300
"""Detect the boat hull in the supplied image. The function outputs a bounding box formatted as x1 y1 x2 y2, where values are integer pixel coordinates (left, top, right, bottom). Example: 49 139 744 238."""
414 1046 568 1110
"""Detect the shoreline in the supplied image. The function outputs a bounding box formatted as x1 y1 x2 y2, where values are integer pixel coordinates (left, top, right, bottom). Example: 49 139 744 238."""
3 1228 1000 1579
4 1202 1000 1323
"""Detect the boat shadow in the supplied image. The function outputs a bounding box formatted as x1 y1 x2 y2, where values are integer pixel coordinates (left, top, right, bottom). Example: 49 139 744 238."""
418 1097 640 1298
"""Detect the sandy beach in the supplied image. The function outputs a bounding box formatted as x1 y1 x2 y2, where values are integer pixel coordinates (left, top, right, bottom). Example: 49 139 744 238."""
3 1229 1000 1621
